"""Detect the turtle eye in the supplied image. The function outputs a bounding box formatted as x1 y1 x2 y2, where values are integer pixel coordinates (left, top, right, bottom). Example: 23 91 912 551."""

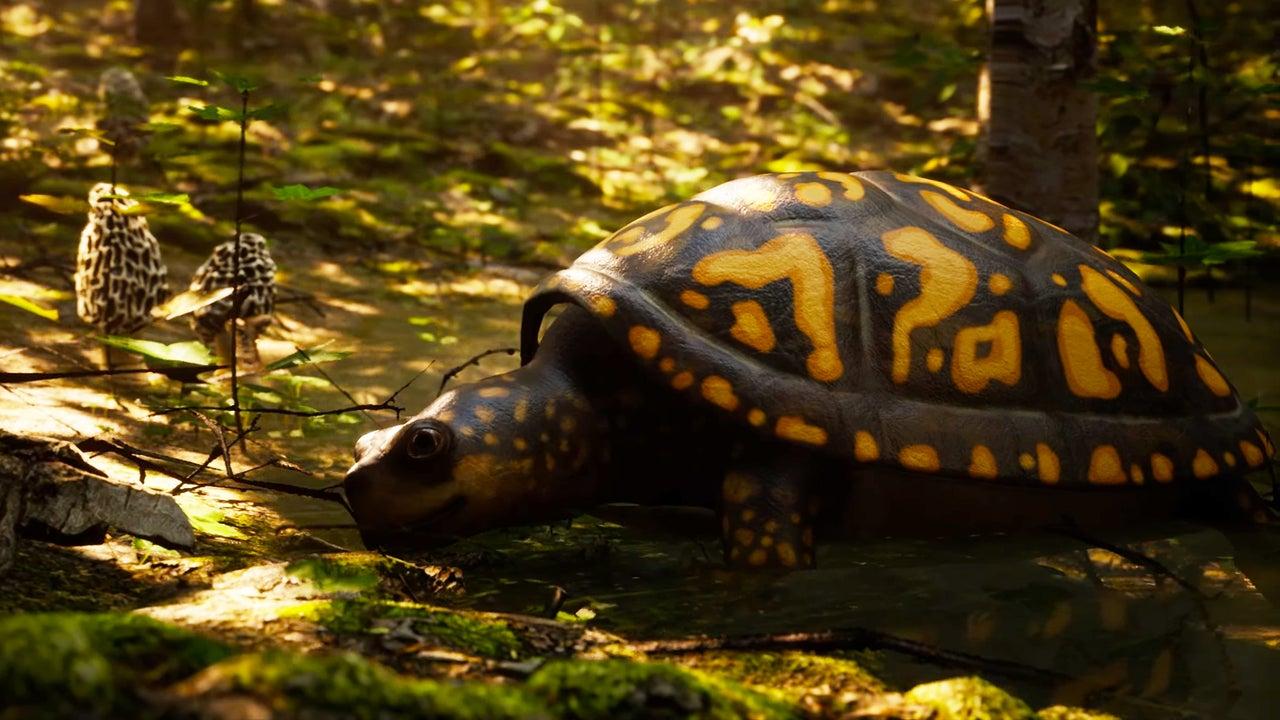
405 423 450 460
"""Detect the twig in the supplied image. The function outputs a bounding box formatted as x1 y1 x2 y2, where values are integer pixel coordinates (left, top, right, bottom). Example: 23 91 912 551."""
437 347 517 397
636 628 1069 683
150 402 402 418
294 344 380 427
0 365 221 383
229 87 251 447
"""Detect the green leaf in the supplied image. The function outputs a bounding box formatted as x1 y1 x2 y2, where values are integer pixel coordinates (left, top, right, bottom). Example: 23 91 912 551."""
137 192 190 205
0 294 58 321
1151 25 1186 36
98 337 216 366
186 104 242 122
166 75 209 87
157 287 235 320
18 194 83 215
211 70 258 93
266 345 352 371
269 184 340 202
246 102 285 120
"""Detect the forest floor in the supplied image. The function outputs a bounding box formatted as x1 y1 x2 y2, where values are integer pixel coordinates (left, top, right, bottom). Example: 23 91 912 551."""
4 228 1280 719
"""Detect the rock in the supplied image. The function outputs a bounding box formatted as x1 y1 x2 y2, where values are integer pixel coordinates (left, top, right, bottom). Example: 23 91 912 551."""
0 430 194 574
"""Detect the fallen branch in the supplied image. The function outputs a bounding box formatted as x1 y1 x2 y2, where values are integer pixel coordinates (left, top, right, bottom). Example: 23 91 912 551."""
635 627 1069 683
0 365 221 384
150 402 401 418
437 347 517 397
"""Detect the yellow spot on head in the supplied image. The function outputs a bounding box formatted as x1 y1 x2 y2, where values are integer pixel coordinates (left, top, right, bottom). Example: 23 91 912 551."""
1088 446 1127 484
700 216 723 230
952 310 1021 394
1051 273 1068 287
589 295 616 317
969 445 997 479
1240 441 1265 468
794 182 832 207
729 300 777 353
1195 355 1232 397
1058 300 1121 399
437 410 455 423
513 399 528 423
671 371 694 390
609 202 705 257
875 272 895 295
900 445 940 472
1192 449 1219 479
1079 265 1167 391
926 348 945 373
988 273 1012 296
854 431 878 462
894 173 970 200
747 408 766 427
1002 213 1031 250
700 375 740 411
775 416 828 446
545 400 556 418
1019 453 1035 471
881 226 978 384
1110 334 1130 369
1036 443 1060 483
483 433 499 447
680 290 710 309
817 172 865 200
478 386 510 398
513 438 528 451
920 190 995 233
628 325 661 360
474 406 496 423
1151 453 1174 483
694 232 840 381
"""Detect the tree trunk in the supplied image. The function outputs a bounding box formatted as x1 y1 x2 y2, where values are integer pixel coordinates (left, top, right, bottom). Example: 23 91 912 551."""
978 0 1099 242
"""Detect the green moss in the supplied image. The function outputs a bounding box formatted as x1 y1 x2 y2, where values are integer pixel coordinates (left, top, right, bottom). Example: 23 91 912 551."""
903 677 1035 720
681 651 886 698
282 599 523 659
526 658 798 720
202 651 546 720
285 556 381 593
0 612 232 715
1037 707 1121 720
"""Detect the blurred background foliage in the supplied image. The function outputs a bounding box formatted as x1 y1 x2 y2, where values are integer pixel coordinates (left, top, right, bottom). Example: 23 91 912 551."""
0 0 1275 267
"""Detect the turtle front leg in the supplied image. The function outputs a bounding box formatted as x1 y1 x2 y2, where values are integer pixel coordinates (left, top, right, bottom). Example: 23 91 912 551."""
720 445 817 570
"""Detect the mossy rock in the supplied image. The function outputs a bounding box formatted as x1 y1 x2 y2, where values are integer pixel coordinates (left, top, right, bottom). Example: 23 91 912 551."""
526 658 797 720
175 650 547 720
679 650 886 699
903 677 1035 720
283 598 523 660
0 612 232 716
1037 707 1121 720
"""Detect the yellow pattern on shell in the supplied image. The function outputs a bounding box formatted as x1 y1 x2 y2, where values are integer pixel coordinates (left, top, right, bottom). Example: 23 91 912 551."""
921 190 995 233
1151 453 1174 483
1224 452 1237 468
952 310 1021 394
1002 213 1031 250
969 445 997 479
513 437 528 451
926 348 945 373
1036 444 1060 483
1057 300 1121 399
700 375 740 411
894 173 970 200
775 416 828 446
1129 463 1145 483
479 387 510 398
729 300 777 353
1106 269 1142 296
747 408 767 427
474 406 495 423
1051 273 1068 287
1079 265 1168 392
1110 334 1130 369
854 431 878 462
483 433 499 447
881 226 978 384
1194 355 1231 397
627 325 661 360
701 216 723 230
988 273 1012 296
776 542 798 567
794 182 832 207
658 357 676 373
1088 446 1127 485
693 231 842 382
1019 453 1035 471
875 272 895 295
589 295 617 317
900 445 940 472
610 203 705 257
1192 449 1218 479
817 171 865 200
671 371 694 390
1240 441 1265 467
724 472 759 503
1173 309 1194 341
513 399 528 423
680 289 710 309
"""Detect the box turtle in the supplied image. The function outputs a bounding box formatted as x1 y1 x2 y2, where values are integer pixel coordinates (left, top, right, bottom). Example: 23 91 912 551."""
345 171 1274 569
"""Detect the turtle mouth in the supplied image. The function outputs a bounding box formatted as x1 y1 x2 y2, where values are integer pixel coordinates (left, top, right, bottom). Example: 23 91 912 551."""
356 494 468 551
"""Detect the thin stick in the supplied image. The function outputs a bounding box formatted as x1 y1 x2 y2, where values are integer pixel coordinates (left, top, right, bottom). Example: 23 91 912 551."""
151 402 402 418
437 348 517 397
229 88 250 447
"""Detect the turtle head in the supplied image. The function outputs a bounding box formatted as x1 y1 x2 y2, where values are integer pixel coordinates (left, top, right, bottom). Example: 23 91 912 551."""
343 368 601 549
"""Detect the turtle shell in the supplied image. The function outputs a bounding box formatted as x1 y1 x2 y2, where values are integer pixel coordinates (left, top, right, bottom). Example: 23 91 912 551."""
521 171 1273 487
